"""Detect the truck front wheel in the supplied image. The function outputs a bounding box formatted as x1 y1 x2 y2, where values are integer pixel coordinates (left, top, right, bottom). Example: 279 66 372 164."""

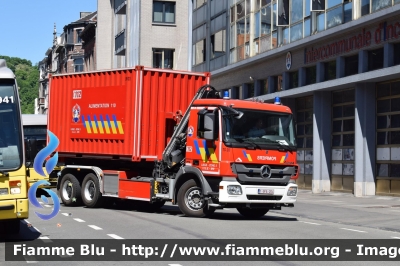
81 173 104 208
177 179 215 218
237 208 269 219
59 174 82 206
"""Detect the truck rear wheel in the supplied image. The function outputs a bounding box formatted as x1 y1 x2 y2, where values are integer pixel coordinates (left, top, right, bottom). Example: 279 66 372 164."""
59 174 82 206
81 173 104 208
237 208 269 219
177 179 215 218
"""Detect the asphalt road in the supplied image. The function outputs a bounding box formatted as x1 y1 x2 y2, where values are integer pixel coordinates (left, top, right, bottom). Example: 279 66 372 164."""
1 189 400 266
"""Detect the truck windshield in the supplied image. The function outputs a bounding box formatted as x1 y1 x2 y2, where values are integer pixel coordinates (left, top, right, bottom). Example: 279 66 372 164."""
0 81 23 170
223 108 296 151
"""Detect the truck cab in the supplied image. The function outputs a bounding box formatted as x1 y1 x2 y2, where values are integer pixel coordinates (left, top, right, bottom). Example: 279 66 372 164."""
167 94 298 218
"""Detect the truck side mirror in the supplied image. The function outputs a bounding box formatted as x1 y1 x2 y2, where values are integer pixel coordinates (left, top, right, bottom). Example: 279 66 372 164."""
197 109 218 140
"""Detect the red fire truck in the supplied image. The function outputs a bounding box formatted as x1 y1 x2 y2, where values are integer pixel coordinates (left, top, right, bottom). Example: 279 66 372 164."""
48 66 298 219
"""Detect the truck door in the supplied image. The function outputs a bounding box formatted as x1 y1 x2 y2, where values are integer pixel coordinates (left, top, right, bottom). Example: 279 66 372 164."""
186 107 221 175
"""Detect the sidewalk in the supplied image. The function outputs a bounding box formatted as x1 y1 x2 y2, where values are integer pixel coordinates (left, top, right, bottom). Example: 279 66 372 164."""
271 189 400 233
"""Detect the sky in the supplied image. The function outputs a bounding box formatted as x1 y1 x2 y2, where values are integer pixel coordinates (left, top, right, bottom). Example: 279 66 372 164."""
0 0 97 66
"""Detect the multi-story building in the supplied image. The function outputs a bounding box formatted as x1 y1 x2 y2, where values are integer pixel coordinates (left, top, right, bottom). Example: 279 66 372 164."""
36 12 97 114
193 0 400 197
96 0 191 70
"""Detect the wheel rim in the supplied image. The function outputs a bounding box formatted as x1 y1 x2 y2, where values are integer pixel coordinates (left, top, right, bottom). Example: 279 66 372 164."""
184 186 204 211
62 180 72 201
84 180 96 201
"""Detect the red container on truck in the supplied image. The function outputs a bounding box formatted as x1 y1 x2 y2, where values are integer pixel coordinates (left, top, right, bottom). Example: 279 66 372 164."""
48 66 299 218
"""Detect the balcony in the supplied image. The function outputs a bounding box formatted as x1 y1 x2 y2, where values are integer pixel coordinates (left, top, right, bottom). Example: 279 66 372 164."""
115 29 126 56
39 97 45 105
114 0 126 14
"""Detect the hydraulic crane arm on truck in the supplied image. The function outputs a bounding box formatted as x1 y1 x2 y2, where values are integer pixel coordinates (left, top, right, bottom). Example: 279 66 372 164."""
49 66 299 219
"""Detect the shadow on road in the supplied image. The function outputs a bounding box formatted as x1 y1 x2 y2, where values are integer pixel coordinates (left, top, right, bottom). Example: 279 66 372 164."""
0 220 41 242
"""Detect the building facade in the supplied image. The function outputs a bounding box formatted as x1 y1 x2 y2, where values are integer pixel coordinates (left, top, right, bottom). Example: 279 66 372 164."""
96 0 191 70
36 12 97 114
193 0 400 196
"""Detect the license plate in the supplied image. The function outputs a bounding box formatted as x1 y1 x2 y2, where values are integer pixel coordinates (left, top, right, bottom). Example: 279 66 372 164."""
258 189 274 195
0 188 8 195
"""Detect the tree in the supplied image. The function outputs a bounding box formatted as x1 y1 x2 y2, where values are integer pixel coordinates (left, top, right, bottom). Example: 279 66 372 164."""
0 55 39 114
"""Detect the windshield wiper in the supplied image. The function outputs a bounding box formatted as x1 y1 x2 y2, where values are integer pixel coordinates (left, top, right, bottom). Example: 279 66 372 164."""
243 139 262 150
274 142 296 152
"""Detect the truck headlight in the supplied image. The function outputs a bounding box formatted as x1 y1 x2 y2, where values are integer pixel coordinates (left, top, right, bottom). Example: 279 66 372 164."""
227 185 242 195
287 187 297 196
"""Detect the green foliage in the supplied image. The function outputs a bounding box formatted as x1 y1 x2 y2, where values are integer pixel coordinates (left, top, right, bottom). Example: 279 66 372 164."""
0 55 38 114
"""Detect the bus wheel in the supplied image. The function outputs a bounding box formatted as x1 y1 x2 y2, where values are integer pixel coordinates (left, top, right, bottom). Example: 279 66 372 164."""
81 173 103 208
59 174 82 206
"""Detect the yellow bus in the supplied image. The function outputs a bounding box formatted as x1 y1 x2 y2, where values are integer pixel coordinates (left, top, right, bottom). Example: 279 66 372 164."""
0 59 28 234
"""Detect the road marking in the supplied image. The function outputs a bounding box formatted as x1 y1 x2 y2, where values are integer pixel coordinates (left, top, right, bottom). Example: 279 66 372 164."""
377 197 393 200
391 237 400 239
74 218 85 223
44 205 52 208
299 221 321 225
61 213 69 216
340 228 366 233
39 236 52 243
108 234 124 239
319 200 343 203
88 225 103 230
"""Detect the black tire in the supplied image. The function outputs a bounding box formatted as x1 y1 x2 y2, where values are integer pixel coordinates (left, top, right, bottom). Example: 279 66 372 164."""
81 173 104 208
237 208 269 219
177 179 215 218
59 174 82 206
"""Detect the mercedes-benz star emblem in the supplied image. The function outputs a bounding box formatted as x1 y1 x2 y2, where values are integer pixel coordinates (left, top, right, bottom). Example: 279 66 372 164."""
260 165 272 179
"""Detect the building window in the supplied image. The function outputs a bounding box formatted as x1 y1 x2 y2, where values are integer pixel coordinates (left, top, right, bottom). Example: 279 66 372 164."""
276 75 283 91
376 80 400 183
153 49 174 69
211 30 226 59
76 29 82 43
368 48 384 71
230 0 251 63
261 78 269 94
153 1 175 23
325 60 337 81
305 66 316 85
289 0 311 43
344 55 358 77
296 96 314 188
193 39 206 65
331 89 355 191
288 71 299 89
362 0 395 16
394 43 400 66
316 0 352 33
74 58 84 72
194 0 207 9
253 0 275 54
